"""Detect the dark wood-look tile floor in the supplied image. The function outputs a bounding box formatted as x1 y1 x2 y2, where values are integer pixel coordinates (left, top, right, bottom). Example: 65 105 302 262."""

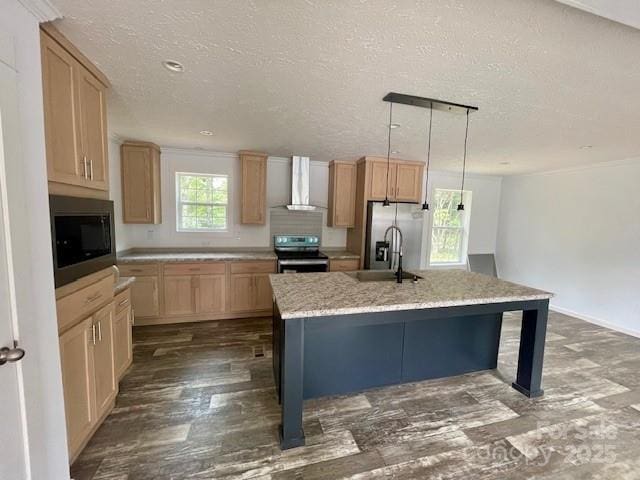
71 312 640 480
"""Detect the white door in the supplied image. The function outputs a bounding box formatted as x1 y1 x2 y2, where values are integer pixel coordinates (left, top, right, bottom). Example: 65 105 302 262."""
0 52 30 479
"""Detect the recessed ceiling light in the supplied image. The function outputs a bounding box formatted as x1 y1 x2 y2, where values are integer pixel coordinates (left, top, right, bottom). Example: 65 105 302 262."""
199 130 214 136
580 145 593 149
390 123 401 129
162 60 184 73
391 150 400 154
499 161 510 165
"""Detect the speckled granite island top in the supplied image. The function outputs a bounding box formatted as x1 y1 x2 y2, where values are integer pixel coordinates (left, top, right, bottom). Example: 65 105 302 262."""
270 270 553 319
118 250 276 263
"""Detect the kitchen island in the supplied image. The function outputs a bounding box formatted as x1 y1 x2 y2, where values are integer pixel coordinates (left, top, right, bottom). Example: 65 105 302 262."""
270 269 553 449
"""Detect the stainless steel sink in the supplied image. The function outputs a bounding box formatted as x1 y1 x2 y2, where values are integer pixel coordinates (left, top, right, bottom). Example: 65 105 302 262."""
346 270 422 282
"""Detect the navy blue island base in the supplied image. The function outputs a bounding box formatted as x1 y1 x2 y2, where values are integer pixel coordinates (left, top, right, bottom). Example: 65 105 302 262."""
272 298 549 450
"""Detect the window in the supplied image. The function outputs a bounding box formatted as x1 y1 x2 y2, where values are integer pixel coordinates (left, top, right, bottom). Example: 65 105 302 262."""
176 173 228 232
429 189 472 265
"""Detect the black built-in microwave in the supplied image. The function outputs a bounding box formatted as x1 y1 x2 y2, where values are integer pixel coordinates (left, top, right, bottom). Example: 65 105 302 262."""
49 195 116 288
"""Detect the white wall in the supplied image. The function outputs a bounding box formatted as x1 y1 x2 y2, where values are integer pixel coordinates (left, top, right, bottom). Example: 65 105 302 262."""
0 1 69 478
496 159 640 337
110 142 347 250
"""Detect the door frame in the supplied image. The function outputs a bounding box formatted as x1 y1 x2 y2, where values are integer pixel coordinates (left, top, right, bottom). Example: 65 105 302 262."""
0 9 69 479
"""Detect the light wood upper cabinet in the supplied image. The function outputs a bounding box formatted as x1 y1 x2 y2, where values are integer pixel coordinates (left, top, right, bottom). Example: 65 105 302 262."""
121 142 162 224
59 317 96 459
41 26 110 196
369 160 396 200
92 304 117 418
240 151 268 224
395 162 423 202
328 161 357 228
77 68 108 190
41 33 83 187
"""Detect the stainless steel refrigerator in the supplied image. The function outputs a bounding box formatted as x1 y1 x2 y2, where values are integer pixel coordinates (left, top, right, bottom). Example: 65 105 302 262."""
364 201 428 271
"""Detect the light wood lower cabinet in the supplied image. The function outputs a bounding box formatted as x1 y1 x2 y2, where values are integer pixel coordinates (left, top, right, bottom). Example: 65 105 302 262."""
130 275 160 318
59 302 118 462
197 274 226 314
92 304 117 417
253 274 274 311
229 263 275 313
164 275 196 316
113 293 133 380
59 317 96 460
229 274 256 313
329 259 360 272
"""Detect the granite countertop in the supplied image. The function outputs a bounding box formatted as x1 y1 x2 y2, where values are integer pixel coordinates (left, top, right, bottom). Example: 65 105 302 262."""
117 250 277 263
270 270 553 319
321 250 360 260
114 276 135 294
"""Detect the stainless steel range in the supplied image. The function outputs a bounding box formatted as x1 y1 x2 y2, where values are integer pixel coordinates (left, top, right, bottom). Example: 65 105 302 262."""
274 235 329 273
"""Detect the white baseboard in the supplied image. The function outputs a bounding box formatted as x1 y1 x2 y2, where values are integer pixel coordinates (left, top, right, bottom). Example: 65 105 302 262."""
550 304 640 339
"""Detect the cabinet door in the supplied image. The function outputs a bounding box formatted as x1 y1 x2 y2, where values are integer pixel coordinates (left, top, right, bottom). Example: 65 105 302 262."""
77 67 108 190
229 274 255 313
197 274 226 314
113 306 133 379
395 162 423 202
164 275 196 316
121 145 153 223
41 33 84 186
240 153 267 224
329 162 356 227
253 274 273 311
93 304 117 418
130 276 160 317
59 317 96 458
369 161 396 200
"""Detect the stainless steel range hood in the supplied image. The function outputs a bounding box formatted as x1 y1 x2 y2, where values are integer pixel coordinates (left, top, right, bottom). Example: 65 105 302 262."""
286 156 317 211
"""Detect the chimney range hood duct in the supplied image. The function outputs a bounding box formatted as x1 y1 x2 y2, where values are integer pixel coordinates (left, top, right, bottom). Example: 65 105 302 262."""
286 156 317 211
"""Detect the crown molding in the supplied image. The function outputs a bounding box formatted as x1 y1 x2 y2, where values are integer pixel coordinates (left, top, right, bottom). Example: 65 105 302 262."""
18 0 61 22
513 156 640 179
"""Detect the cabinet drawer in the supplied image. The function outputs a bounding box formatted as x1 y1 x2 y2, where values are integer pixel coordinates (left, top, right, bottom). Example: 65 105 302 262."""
230 261 275 274
57 275 114 332
163 263 226 276
114 288 131 315
118 263 159 277
330 259 360 272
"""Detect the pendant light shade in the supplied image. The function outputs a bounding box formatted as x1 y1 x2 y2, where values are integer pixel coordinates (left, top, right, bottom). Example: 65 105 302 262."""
422 104 434 210
457 109 470 211
383 102 393 207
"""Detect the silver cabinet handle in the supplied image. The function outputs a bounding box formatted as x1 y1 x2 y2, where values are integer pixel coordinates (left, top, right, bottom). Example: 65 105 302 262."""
82 155 88 179
91 324 96 345
89 159 94 180
118 298 129 307
97 320 102 342
0 342 25 366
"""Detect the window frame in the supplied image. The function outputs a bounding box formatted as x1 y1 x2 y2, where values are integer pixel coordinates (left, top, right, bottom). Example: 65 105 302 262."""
428 188 473 267
175 172 229 233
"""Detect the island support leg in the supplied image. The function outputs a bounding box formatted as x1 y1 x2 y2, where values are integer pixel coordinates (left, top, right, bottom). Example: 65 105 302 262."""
279 317 305 449
512 300 549 398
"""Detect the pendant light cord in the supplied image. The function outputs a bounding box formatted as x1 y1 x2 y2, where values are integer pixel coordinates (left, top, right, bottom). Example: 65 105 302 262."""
460 108 470 204
385 102 393 203
423 104 433 207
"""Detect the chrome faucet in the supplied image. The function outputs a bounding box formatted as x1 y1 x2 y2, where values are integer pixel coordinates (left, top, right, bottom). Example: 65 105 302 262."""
384 225 404 283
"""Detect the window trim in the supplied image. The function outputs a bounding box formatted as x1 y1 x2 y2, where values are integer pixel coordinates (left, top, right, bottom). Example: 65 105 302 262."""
175 172 229 233
428 188 472 266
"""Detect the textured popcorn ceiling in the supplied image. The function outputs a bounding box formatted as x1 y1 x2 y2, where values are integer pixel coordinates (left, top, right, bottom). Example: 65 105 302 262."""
50 0 640 175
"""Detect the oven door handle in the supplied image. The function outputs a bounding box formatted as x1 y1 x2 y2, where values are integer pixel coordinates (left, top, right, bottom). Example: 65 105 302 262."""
277 259 329 266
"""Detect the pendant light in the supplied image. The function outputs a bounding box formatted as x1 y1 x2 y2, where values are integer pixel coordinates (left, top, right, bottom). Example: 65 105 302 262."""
457 108 470 211
422 103 434 210
383 102 393 207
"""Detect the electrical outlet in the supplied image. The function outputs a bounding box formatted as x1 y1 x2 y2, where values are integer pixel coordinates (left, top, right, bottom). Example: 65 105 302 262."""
146 229 154 240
